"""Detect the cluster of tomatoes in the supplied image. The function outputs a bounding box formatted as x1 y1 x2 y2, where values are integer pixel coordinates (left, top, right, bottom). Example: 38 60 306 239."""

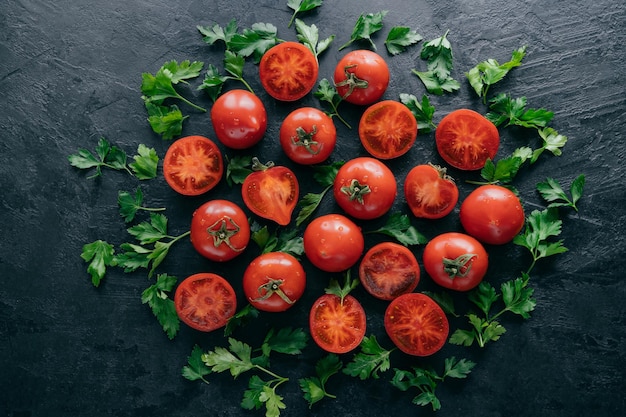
163 41 527 357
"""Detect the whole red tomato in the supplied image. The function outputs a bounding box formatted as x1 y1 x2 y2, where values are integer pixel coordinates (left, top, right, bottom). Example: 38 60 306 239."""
259 41 319 101
243 252 306 312
333 157 397 220
211 89 267 149
333 50 390 105
422 232 488 291
358 100 417 159
303 214 364 272
404 164 459 219
279 107 337 165
190 200 250 262
460 185 525 245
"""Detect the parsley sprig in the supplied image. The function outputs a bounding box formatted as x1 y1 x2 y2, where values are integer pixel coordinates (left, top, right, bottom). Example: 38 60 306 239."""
295 161 344 226
399 93 437 133
339 10 388 51
299 354 342 408
287 0 323 28
294 19 334 62
198 50 254 100
365 213 427 246
537 175 585 212
314 79 351 128
466 46 527 104
118 187 166 223
343 335 393 380
385 26 422 55
141 273 180 339
412 30 460 95
198 20 281 63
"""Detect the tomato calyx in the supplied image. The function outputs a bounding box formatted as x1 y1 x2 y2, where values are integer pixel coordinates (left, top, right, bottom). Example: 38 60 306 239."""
335 64 369 100
340 178 371 204
442 254 477 279
206 216 246 253
251 157 275 172
252 276 295 305
291 125 321 155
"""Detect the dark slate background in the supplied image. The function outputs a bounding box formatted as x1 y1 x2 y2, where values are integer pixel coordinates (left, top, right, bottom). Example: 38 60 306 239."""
1 0 625 416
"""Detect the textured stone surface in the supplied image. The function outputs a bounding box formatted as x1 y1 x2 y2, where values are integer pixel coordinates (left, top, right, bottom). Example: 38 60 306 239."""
1 0 625 416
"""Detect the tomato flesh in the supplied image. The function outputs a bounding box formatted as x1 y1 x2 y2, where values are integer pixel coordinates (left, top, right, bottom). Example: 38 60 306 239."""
404 164 459 219
174 273 237 332
359 242 420 300
384 292 449 356
259 41 319 101
242 163 299 226
435 109 499 170
163 135 223 196
358 100 417 159
309 294 366 354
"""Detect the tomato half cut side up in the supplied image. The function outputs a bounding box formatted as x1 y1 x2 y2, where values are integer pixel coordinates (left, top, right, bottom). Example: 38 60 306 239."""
384 292 449 356
358 100 417 159
174 273 237 332
435 109 500 170
163 135 223 196
309 294 367 354
358 242 420 300
259 41 319 102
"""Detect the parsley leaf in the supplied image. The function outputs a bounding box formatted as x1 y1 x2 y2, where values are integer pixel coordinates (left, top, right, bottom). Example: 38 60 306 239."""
314 78 350 128
294 19 334 61
141 60 206 112
129 144 158 179
68 137 132 178
197 19 239 47
198 51 254 99
229 22 281 63
466 46 527 103
225 154 253 186
295 161 343 226
532 127 568 163
81 240 116 287
182 345 212 383
118 187 166 224
224 304 259 337
287 0 323 28
513 208 568 273
399 93 436 133
141 273 180 339
412 30 460 95
251 224 304 256
299 354 342 408
366 212 428 246
261 327 308 357
537 175 585 212
486 93 554 129
145 102 188 140
343 335 392 380
339 10 388 51
385 26 422 55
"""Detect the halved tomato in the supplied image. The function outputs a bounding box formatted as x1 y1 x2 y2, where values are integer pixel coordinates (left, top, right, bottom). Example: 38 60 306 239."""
358 100 417 159
309 293 366 354
241 158 299 226
162 135 223 196
358 242 420 300
384 292 449 356
259 41 319 101
404 164 459 219
174 273 237 332
435 109 500 170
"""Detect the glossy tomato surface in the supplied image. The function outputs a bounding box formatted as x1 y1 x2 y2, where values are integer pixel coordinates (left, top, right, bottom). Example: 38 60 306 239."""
242 160 299 226
358 100 417 159
309 293 366 354
211 89 267 149
435 109 500 170
243 252 306 312
460 185 525 245
174 273 237 332
358 242 420 300
190 200 250 262
422 232 488 291
384 292 449 356
162 135 223 196
259 41 319 101
279 107 337 165
333 49 390 105
404 164 459 219
333 157 397 220
303 214 364 272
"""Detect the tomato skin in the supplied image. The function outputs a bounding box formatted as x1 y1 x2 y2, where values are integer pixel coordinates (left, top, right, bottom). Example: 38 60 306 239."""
384 292 449 356
435 109 500 170
243 252 306 312
279 107 337 165
404 164 459 219
358 242 420 301
333 50 390 105
174 273 237 332
333 157 397 220
309 293 366 354
241 160 299 226
190 200 250 262
422 232 488 291
211 89 267 149
259 41 319 101
303 214 364 272
460 185 525 245
358 100 417 159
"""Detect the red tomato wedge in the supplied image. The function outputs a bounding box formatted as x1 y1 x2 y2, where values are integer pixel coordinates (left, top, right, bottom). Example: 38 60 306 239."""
242 159 299 226
358 242 420 300
259 41 319 101
309 293 366 354
162 135 223 196
384 292 449 356
435 109 500 170
358 100 417 159
404 164 459 219
174 273 237 332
